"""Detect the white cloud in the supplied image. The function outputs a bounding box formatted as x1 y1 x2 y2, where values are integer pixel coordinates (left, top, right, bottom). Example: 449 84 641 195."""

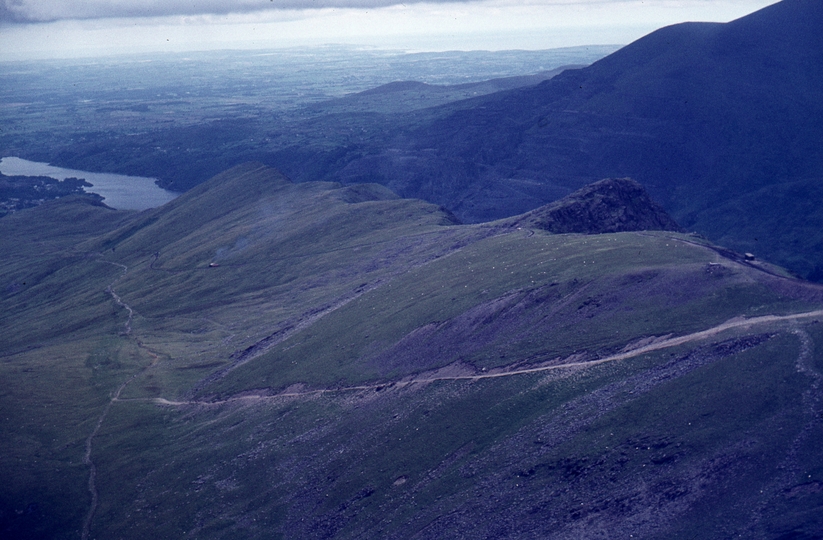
0 0 778 60
0 0 778 23
3 0 417 23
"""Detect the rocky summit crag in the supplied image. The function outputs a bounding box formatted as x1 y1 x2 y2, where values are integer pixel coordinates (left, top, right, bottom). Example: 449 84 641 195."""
501 177 683 234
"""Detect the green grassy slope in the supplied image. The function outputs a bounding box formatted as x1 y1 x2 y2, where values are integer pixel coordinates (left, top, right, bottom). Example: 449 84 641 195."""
1 164 822 539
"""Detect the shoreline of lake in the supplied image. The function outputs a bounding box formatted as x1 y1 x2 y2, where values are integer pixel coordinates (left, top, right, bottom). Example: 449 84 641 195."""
0 157 179 211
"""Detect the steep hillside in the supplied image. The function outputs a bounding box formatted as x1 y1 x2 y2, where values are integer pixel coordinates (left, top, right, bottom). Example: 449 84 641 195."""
1 164 822 539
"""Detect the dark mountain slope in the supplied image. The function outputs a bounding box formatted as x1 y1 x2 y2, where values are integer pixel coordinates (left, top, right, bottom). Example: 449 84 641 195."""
276 0 823 280
2 163 823 538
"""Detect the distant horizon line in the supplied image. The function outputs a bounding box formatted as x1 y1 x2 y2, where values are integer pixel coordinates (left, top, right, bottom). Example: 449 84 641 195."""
0 42 624 64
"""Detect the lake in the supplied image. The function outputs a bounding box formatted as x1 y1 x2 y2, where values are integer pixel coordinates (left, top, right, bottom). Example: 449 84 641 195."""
0 156 179 210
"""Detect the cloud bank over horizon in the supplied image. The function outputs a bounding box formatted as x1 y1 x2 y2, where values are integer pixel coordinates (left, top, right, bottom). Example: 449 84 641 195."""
8 0 489 23
0 0 779 60
0 0 778 24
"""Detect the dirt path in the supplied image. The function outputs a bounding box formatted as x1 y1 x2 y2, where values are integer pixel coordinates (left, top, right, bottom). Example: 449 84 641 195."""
81 378 130 540
99 261 132 335
141 308 823 408
787 326 823 456
743 326 822 533
82 261 161 540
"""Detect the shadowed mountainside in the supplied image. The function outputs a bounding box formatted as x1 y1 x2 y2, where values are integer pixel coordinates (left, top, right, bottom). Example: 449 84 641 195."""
1 163 822 539
265 0 823 281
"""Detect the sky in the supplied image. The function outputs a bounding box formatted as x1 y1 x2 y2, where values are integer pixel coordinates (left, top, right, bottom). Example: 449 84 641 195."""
0 0 778 61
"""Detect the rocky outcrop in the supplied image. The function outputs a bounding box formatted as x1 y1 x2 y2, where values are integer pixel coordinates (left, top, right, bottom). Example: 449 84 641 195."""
503 177 683 234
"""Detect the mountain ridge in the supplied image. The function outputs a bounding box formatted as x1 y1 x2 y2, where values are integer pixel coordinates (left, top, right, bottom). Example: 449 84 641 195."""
262 0 823 281
3 162 823 538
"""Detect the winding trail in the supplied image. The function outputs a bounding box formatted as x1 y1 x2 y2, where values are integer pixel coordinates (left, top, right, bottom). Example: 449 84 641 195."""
82 260 161 540
81 379 130 540
76 231 823 536
133 308 823 408
744 326 822 533
99 261 132 335
89 256 823 537
788 326 823 455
